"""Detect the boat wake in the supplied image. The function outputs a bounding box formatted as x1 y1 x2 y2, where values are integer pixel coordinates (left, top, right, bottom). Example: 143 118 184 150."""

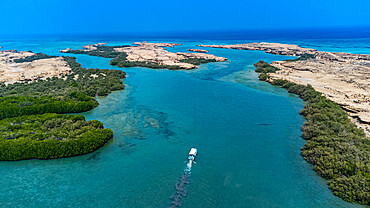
186 160 192 170
169 160 193 207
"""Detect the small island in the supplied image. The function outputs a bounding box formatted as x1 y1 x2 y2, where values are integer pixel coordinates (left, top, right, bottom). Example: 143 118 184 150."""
61 42 227 70
198 42 318 56
188 49 208 53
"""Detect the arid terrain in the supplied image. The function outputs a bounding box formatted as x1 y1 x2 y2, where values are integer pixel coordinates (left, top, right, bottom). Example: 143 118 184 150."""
198 42 318 56
0 50 71 84
188 49 209 53
61 42 227 69
200 43 370 136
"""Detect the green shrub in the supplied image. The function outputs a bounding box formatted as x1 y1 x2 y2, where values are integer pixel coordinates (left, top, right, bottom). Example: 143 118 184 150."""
0 57 126 119
258 73 270 81
109 54 182 70
13 53 57 63
285 53 315 62
0 114 113 160
0 96 98 120
0 56 124 160
64 45 129 58
254 60 280 73
112 60 181 70
179 58 216 65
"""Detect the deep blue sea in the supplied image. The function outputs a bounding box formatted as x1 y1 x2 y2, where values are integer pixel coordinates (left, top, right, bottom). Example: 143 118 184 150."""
0 32 369 207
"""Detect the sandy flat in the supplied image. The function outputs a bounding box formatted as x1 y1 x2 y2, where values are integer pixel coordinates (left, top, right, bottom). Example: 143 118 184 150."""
0 50 71 84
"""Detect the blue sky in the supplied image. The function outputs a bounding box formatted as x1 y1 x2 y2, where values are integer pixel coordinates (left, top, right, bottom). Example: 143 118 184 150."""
0 0 369 35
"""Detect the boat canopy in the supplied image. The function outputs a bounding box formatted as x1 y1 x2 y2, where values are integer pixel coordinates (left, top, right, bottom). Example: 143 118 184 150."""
189 148 197 156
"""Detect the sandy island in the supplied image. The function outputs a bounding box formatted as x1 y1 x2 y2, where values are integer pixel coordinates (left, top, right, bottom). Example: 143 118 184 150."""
200 42 370 136
61 42 227 70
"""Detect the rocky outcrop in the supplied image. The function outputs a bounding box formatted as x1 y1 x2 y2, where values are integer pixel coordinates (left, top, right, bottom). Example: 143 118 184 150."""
0 50 71 84
59 48 71 53
188 49 208 53
198 42 317 56
269 58 370 136
59 43 109 52
176 52 227 62
81 43 107 50
133 42 181 48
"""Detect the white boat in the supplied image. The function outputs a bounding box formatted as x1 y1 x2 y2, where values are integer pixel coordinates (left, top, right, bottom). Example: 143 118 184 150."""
188 148 197 161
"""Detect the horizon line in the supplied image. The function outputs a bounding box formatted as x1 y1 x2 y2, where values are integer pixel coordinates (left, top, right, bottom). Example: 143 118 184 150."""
0 26 369 40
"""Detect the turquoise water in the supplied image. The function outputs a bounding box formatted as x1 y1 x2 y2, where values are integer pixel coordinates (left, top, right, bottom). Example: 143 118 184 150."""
0 38 369 208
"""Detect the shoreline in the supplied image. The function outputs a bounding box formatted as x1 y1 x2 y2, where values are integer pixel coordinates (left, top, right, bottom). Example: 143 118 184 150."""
200 42 370 136
253 61 369 205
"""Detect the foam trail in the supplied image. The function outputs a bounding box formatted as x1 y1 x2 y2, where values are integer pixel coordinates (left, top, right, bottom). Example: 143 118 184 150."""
186 160 192 170
169 160 193 207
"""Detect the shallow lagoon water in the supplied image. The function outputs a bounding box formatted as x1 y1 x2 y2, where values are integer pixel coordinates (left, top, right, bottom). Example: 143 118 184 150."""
0 39 368 208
